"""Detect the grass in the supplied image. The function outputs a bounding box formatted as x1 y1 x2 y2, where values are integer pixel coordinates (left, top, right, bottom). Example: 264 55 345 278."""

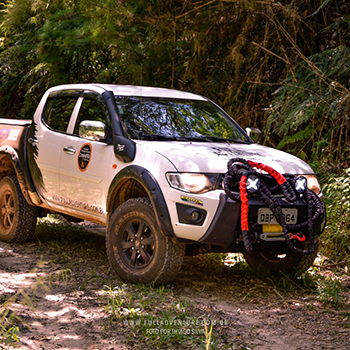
0 303 22 348
99 256 349 349
102 283 227 349
35 215 107 259
101 284 241 349
0 324 21 348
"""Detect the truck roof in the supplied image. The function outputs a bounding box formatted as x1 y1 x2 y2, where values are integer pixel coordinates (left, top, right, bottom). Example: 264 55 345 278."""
47 84 207 101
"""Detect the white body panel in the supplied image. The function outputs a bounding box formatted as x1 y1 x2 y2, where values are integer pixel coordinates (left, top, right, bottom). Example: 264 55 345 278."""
59 135 114 221
162 185 221 240
33 124 64 205
135 141 314 175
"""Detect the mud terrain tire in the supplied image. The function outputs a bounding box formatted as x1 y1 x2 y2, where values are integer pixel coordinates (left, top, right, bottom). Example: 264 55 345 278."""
243 240 319 277
0 175 38 243
106 198 185 285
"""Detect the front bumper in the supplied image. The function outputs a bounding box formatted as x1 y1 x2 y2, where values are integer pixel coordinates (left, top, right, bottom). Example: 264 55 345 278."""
198 192 326 250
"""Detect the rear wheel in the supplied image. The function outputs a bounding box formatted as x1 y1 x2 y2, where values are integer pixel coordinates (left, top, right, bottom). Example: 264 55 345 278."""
0 175 38 243
243 240 319 277
106 198 185 285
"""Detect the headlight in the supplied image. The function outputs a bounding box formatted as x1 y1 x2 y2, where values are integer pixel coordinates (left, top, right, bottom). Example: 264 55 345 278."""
166 173 220 194
303 175 322 195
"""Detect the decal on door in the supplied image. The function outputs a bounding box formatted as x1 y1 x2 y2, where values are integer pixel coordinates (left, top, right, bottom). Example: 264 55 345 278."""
8 129 20 141
78 143 92 172
52 194 104 214
0 128 10 139
0 128 20 141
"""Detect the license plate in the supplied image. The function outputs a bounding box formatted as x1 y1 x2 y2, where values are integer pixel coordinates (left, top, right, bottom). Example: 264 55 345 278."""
258 208 297 225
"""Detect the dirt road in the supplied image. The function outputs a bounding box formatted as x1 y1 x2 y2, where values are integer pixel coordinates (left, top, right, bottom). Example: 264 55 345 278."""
0 220 349 349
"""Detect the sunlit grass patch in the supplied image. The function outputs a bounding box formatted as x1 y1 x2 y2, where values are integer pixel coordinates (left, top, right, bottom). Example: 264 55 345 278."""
35 215 107 263
102 283 237 349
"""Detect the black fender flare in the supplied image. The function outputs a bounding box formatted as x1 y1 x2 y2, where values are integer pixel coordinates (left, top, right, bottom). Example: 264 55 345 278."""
0 145 38 206
107 165 174 237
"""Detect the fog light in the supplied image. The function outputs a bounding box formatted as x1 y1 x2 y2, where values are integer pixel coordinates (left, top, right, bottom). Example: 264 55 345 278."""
190 211 201 221
295 176 307 193
246 175 260 193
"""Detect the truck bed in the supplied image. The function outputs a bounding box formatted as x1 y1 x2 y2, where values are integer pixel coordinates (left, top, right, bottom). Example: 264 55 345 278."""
0 119 32 126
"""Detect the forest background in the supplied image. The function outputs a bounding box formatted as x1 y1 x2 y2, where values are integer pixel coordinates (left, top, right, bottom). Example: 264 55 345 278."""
0 0 349 262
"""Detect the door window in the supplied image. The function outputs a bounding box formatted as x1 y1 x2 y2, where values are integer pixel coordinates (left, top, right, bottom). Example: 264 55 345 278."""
42 96 79 132
73 95 110 139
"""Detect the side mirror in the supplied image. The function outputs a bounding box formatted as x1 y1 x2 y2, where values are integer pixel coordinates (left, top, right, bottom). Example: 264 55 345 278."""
245 127 262 137
79 120 107 141
245 127 262 143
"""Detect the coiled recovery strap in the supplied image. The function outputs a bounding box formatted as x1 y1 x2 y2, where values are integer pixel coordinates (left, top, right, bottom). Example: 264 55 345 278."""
223 158 325 255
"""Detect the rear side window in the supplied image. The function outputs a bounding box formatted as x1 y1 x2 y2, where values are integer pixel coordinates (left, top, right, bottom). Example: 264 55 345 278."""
42 96 79 132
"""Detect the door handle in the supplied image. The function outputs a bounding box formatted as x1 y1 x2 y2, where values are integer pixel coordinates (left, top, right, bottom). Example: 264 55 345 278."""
28 138 39 145
63 146 76 155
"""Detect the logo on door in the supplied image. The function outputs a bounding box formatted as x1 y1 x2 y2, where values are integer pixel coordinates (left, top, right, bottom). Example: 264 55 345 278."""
78 143 92 172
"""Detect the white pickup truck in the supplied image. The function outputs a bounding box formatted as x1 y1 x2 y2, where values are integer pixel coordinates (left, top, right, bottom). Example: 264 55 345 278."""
0 84 325 284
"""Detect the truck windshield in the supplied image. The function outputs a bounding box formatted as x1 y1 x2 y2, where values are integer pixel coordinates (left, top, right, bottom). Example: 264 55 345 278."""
114 96 250 143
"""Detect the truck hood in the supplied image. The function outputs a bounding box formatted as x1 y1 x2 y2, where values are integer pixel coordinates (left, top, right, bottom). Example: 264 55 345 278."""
136 141 314 175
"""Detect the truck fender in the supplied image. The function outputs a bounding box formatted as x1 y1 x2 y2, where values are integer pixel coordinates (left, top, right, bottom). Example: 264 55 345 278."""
0 145 40 206
107 165 174 237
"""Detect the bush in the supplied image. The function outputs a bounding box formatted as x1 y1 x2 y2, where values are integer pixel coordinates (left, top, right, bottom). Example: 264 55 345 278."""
265 47 350 173
320 168 350 263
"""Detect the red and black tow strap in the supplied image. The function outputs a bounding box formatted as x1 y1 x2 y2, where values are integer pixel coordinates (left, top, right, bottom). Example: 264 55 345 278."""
223 158 325 255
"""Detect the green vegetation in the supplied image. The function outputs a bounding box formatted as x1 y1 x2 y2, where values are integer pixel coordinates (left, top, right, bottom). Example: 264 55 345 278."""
1 1 350 347
320 168 350 264
1 1 349 187
103 283 224 349
265 47 350 172
0 324 21 348
0 1 349 173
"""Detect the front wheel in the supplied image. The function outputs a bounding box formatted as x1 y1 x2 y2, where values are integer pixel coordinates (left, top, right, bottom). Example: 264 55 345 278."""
0 175 38 243
243 240 319 277
106 198 185 285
